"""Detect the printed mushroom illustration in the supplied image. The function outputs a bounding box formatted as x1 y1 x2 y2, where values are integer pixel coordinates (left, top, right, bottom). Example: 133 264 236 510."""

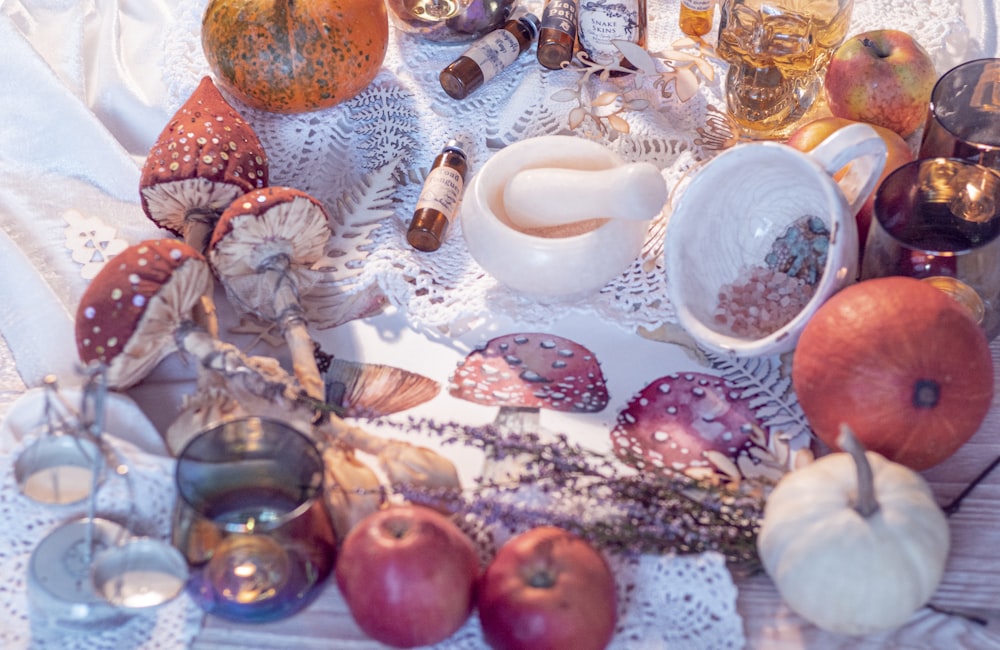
450 333 610 432
208 186 333 401
140 76 269 253
610 372 785 482
74 238 299 412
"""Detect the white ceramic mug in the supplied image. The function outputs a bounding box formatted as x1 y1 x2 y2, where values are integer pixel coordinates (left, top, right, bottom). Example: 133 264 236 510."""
461 135 651 301
664 123 887 357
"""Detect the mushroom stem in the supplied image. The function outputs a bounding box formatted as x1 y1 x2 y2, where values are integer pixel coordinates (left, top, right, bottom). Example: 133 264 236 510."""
184 209 219 254
837 423 880 518
174 322 298 404
192 294 220 339
268 267 326 402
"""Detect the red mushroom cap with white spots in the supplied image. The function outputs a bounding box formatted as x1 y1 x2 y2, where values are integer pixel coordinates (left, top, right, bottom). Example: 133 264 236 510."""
209 186 331 267
449 333 609 412
140 76 269 250
610 372 758 476
207 186 332 314
75 239 214 388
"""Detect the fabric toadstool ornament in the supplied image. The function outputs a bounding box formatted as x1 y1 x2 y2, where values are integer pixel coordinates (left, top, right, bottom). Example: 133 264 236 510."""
74 238 298 414
209 186 334 401
75 240 460 504
140 77 269 253
757 424 949 635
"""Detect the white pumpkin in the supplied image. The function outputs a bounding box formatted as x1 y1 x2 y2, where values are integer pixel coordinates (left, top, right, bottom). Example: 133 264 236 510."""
757 425 950 635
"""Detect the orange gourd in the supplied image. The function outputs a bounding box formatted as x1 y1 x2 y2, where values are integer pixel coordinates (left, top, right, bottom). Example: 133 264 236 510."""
201 0 389 114
792 276 994 471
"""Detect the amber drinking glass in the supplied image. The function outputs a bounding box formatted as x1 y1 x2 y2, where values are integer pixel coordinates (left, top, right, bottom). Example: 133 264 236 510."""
919 58 1000 169
861 157 1000 339
172 417 335 622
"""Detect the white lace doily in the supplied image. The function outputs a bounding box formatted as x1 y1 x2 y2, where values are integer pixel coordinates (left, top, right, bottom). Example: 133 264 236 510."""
418 552 744 649
159 0 986 336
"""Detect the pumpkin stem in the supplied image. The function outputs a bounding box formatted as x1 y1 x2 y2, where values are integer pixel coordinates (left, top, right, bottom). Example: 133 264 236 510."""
837 423 880 518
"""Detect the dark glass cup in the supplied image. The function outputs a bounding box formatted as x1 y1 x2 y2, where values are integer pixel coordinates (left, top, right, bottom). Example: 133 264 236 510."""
861 157 1000 339
919 58 1000 169
172 417 335 623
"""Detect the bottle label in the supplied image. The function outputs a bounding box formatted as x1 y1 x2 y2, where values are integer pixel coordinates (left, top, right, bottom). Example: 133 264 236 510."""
463 30 522 81
681 0 711 11
415 166 465 220
541 0 579 37
578 0 641 66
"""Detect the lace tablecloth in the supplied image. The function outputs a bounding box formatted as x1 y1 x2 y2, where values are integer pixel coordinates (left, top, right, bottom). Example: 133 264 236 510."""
1 0 1000 647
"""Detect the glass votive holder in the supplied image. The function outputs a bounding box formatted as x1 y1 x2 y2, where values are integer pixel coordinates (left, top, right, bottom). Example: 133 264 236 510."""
386 0 518 43
919 58 1000 169
171 417 335 623
861 157 1000 339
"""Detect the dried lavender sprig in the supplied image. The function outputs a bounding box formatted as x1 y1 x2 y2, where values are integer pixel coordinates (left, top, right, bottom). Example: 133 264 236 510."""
370 417 766 571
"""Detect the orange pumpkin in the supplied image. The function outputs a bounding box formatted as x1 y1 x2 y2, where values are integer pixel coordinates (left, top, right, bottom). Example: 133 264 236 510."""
201 0 389 114
792 276 994 471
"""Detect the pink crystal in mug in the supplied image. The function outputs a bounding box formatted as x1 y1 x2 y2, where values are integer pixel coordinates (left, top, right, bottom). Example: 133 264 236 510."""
664 123 887 357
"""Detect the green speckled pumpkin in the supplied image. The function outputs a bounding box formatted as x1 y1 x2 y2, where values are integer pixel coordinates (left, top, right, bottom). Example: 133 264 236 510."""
202 0 389 113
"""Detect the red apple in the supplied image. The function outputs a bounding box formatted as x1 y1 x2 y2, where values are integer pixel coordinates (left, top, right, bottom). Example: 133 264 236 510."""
786 116 915 248
335 505 479 648
824 30 937 138
478 526 617 650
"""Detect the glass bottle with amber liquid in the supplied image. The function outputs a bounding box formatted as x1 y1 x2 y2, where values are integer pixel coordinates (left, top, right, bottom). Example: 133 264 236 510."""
407 142 469 252
679 0 714 37
439 14 541 99
577 0 646 72
537 0 578 70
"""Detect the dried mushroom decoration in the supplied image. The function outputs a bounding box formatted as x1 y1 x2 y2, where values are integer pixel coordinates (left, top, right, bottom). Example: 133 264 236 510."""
75 239 461 525
209 186 333 401
74 238 297 412
140 76 269 253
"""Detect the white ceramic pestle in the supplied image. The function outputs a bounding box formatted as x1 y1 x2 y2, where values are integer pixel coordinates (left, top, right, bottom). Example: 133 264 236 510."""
502 162 668 230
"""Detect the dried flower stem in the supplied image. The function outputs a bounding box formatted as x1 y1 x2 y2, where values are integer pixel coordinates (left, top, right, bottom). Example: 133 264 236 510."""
375 418 766 572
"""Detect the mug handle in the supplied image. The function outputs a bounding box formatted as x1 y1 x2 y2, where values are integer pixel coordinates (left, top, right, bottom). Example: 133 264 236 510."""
808 122 888 217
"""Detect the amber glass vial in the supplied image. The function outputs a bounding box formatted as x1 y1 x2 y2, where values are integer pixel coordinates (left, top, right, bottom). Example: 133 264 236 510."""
537 0 578 70
407 142 469 252
439 14 541 100
679 0 714 37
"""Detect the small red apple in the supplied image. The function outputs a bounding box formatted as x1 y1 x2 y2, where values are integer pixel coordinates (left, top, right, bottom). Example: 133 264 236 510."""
786 116 915 249
824 30 937 138
335 505 479 648
478 526 617 650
